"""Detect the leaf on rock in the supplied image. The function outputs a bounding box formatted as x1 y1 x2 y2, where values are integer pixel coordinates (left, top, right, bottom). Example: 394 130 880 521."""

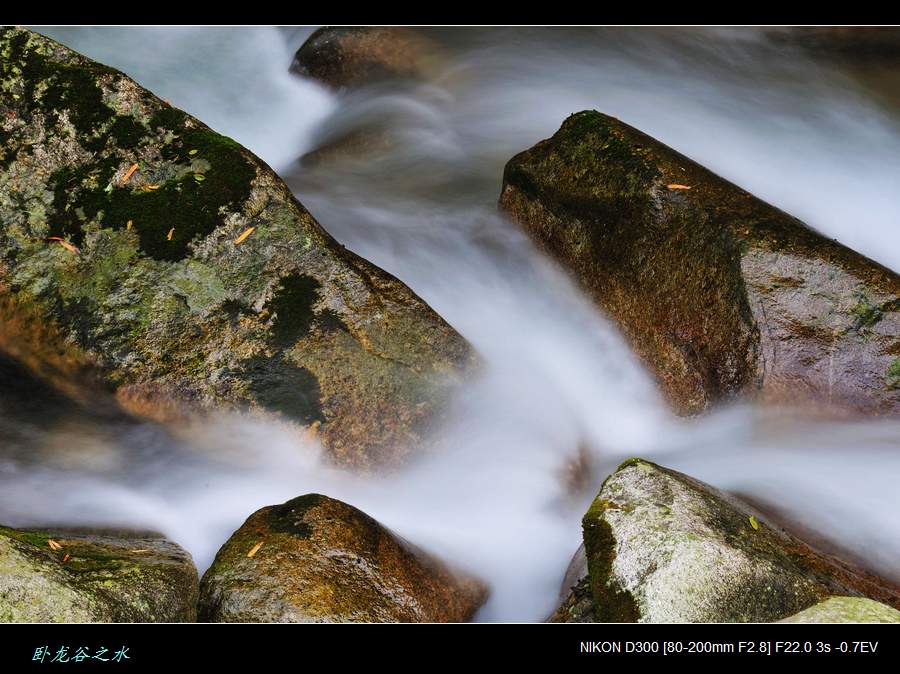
47 539 62 550
120 163 139 186
666 184 691 190
247 541 263 558
749 515 759 530
233 226 255 245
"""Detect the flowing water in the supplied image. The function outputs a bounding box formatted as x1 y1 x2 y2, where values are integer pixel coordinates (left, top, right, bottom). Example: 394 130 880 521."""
4 26 900 621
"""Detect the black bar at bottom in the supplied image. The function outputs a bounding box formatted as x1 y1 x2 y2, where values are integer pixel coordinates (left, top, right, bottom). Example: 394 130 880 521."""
4 622 897 669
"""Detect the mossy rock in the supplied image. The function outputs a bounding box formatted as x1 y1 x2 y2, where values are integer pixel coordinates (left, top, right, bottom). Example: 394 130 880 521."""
198 494 488 622
780 596 900 623
291 26 441 90
0 27 472 470
0 525 198 622
567 458 900 623
500 110 900 417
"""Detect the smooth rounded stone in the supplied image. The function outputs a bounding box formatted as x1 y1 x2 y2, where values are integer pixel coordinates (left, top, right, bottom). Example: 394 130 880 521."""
0 525 198 622
780 596 900 623
572 458 900 623
198 494 488 623
291 26 441 90
0 28 473 470
500 110 900 417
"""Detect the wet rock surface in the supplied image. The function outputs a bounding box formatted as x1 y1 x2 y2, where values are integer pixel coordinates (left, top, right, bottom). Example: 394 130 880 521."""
291 26 440 90
500 110 900 416
779 596 900 623
0 27 472 470
0 525 198 622
556 458 900 623
198 494 488 622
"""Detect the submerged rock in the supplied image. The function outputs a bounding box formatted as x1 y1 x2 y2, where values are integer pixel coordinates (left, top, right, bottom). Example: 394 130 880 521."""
0 27 472 470
0 525 198 622
780 596 900 623
291 26 440 90
198 494 487 623
557 458 900 623
500 110 900 417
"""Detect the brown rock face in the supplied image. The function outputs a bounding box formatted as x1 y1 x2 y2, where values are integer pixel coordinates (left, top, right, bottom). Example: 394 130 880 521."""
500 110 900 416
198 494 488 623
0 27 473 470
291 27 439 90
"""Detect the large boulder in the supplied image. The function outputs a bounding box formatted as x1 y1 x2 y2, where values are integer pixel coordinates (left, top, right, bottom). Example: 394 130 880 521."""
0 525 198 622
290 26 440 90
780 596 900 623
198 494 487 622
500 111 900 416
0 27 472 470
556 458 900 623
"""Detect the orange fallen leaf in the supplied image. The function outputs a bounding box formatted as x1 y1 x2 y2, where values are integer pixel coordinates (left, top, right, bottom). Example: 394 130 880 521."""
130 549 150 554
47 237 80 254
233 226 255 245
120 163 139 186
47 539 62 550
667 183 692 190
62 553 70 563
247 541 263 558
166 228 175 241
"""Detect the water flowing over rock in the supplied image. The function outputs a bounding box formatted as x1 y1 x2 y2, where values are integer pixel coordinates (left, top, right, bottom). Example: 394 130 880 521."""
779 596 900 623
198 494 488 622
0 27 472 470
553 459 900 623
500 110 900 417
0 526 198 622
291 26 440 90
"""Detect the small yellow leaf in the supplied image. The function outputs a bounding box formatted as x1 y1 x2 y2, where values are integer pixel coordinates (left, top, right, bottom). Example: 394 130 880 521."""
62 553 70 563
233 226 255 245
167 228 175 241
120 163 139 186
749 515 759 530
146 184 160 191
667 183 692 190
247 541 263 558
47 539 62 550
126 219 133 230
130 549 150 554
188 149 198 156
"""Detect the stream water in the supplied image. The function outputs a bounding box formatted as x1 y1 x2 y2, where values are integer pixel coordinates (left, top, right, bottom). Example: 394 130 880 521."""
4 26 900 621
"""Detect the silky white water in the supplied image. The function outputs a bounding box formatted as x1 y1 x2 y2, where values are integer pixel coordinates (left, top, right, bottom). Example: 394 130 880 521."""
4 26 900 621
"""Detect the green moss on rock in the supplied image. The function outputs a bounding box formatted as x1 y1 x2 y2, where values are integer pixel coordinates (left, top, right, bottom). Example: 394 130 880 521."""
0 525 198 622
564 459 900 623
780 596 900 623
0 27 473 470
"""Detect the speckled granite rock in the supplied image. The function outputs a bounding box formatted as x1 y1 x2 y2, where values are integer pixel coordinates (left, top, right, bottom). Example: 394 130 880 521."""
0 526 198 622
558 458 900 623
0 27 472 470
500 110 900 417
780 596 900 623
198 494 488 623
